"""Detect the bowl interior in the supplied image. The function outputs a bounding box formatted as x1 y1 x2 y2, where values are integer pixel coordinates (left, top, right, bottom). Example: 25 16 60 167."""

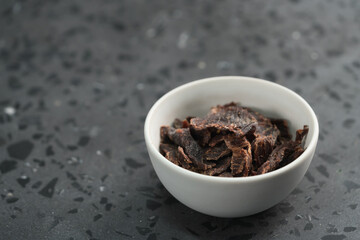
146 77 318 167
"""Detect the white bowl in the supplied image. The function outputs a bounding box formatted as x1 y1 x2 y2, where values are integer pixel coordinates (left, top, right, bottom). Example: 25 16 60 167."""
144 76 319 218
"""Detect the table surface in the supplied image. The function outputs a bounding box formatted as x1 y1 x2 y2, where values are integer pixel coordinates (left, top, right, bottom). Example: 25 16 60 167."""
1 0 360 239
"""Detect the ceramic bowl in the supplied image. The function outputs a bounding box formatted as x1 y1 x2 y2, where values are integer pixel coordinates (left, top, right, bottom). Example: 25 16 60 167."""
144 76 319 218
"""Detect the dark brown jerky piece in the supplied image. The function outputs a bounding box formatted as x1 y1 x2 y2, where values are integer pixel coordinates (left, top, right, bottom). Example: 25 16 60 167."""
177 146 192 169
271 119 292 140
190 102 257 140
204 157 231 176
256 141 297 175
295 125 309 147
172 118 191 129
208 134 226 147
224 135 252 176
172 119 183 129
218 172 233 177
190 127 211 146
246 109 280 166
251 136 273 168
160 126 171 143
159 143 180 166
247 108 279 140
167 128 211 170
185 116 194 125
279 145 304 168
182 119 190 128
203 142 232 161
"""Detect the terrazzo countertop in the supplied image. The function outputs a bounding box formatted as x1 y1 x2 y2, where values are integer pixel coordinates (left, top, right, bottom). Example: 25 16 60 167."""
1 0 360 239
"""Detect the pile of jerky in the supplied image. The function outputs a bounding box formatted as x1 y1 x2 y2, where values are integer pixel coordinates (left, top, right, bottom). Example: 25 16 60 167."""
160 102 309 177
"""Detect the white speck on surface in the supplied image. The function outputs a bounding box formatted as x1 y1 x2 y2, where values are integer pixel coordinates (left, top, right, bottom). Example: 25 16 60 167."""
178 32 189 49
54 100 62 107
292 31 301 40
59 189 65 195
99 186 105 192
146 28 156 38
25 162 31 167
136 83 144 90
32 168 38 173
148 216 156 220
197 61 206 69
7 192 13 197
4 107 16 115
96 150 102 155
90 126 100 137
67 156 83 165
20 175 28 179
296 214 303 219
310 52 319 60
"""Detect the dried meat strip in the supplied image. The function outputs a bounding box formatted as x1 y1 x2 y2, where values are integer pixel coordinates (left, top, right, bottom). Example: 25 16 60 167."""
190 102 257 142
246 108 279 142
177 146 193 169
172 118 191 129
208 134 227 147
224 135 252 176
167 128 211 170
172 118 183 129
295 125 309 147
256 142 295 175
203 142 232 161
159 143 180 166
271 119 292 140
218 172 233 177
160 126 171 143
251 136 273 168
204 157 231 176
190 127 211 147
279 145 304 168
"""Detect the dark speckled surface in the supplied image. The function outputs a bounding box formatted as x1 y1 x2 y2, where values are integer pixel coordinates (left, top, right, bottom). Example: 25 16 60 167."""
1 0 360 239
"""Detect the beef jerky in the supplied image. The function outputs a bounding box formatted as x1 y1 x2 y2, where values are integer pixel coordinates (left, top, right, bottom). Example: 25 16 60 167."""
167 128 211 170
190 127 211 147
245 109 280 168
172 118 191 129
203 160 217 168
182 119 190 128
256 141 297 175
160 126 171 143
271 119 292 140
204 157 231 176
172 118 183 129
177 146 192 169
224 135 252 177
208 134 227 147
203 142 232 161
159 102 309 177
208 134 253 175
279 145 304 168
218 172 233 177
295 125 309 147
190 102 257 141
159 143 180 166
247 108 279 142
251 136 273 168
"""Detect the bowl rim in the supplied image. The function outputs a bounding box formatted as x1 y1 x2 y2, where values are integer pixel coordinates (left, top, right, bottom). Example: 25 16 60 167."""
144 76 319 183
